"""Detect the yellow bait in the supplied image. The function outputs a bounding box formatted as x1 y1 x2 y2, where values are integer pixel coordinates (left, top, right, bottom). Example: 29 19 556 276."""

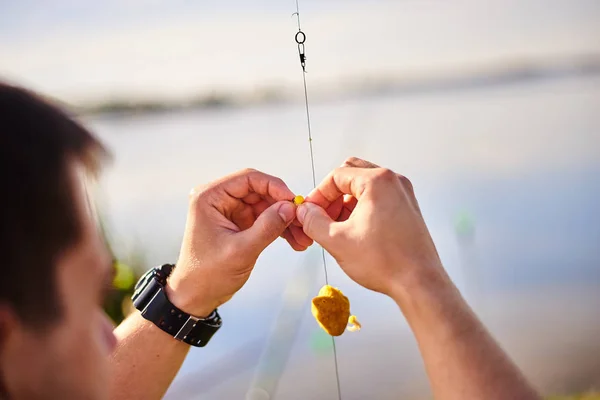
347 315 361 332
293 195 305 205
311 285 361 336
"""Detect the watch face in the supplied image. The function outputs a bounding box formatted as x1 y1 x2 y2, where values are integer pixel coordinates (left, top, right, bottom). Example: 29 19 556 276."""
132 268 156 302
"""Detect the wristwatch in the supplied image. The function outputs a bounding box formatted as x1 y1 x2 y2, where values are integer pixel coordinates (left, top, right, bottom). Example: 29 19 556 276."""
132 264 222 347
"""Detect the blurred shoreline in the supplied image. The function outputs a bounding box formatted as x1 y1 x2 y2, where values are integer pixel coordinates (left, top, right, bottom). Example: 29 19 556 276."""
63 53 600 118
88 69 600 400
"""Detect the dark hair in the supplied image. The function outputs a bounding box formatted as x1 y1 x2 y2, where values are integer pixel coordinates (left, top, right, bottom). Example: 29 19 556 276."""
0 82 107 327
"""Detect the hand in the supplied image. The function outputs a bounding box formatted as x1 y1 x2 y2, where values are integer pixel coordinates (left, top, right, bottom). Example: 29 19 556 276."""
296 157 443 298
166 168 311 317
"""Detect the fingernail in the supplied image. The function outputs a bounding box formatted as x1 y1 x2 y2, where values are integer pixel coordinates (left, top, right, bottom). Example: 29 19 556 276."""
278 202 295 223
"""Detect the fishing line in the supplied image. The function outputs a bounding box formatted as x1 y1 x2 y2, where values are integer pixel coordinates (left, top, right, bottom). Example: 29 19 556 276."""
292 2 342 399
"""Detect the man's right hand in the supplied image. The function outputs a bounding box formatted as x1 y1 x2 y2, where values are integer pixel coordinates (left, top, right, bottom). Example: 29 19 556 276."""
296 157 443 298
297 157 540 400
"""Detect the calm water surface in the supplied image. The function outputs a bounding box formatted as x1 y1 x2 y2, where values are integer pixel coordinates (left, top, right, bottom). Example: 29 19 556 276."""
89 76 600 399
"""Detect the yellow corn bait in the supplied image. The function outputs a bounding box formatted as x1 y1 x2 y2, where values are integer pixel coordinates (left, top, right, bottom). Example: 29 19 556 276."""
311 285 361 336
347 315 362 332
293 195 305 205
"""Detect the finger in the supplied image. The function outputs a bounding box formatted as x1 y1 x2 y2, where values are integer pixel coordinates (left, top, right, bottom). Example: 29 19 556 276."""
339 157 381 221
242 192 263 205
333 195 358 222
282 229 308 252
237 201 296 256
342 194 358 213
228 200 271 232
250 200 271 219
289 224 314 248
343 159 411 194
230 203 255 231
338 206 353 222
296 202 341 250
291 218 302 227
230 199 273 231
341 156 380 169
326 195 345 221
212 169 294 202
305 167 373 209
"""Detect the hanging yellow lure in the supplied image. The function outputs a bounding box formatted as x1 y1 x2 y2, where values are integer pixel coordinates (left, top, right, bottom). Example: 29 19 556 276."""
311 285 361 336
292 196 361 335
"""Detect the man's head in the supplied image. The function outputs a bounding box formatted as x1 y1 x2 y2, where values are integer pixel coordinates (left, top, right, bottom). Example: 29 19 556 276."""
0 83 116 399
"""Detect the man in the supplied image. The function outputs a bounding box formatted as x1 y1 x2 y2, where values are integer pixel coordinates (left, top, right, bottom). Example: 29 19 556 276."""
0 82 540 400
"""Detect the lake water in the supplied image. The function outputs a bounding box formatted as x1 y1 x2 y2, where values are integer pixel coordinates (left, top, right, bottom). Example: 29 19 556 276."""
89 75 600 399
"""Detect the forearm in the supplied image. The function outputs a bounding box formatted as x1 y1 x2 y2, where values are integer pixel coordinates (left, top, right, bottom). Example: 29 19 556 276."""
108 312 190 400
392 266 540 400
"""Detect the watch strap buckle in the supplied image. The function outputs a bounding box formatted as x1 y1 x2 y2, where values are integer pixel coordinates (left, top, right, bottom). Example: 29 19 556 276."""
174 315 200 341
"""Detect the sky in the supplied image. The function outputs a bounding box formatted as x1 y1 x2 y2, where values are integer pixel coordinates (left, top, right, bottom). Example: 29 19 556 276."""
1 0 599 103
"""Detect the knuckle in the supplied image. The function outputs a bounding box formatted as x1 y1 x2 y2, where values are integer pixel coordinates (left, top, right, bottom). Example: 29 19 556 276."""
343 156 361 166
240 167 258 176
343 156 379 169
373 168 397 183
271 176 286 188
188 187 200 201
332 167 346 178
188 185 208 204
397 174 414 192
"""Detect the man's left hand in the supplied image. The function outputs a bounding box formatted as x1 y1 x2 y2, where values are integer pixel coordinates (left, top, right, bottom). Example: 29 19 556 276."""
165 168 312 317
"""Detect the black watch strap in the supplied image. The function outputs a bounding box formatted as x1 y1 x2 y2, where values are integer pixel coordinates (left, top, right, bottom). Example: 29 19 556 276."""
132 264 222 347
140 286 221 347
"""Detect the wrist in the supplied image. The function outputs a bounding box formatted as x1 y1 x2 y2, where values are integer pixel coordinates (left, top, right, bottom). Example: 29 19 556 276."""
389 262 455 312
165 278 219 318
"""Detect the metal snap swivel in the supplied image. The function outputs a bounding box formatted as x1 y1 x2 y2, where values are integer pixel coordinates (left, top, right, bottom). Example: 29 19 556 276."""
295 30 306 45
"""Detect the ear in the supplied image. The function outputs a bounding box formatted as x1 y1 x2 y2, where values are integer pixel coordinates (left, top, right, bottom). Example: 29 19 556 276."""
0 303 20 396
0 303 19 343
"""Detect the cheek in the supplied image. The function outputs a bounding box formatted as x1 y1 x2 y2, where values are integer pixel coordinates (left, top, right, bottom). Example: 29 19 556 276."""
19 318 110 400
45 311 113 399
77 311 116 364
98 311 117 355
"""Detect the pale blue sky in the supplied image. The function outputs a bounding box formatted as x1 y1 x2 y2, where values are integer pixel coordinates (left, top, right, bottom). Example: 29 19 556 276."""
1 0 599 102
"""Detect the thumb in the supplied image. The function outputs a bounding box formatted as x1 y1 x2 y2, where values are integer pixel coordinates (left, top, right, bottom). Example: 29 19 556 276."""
238 201 295 255
297 202 337 247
